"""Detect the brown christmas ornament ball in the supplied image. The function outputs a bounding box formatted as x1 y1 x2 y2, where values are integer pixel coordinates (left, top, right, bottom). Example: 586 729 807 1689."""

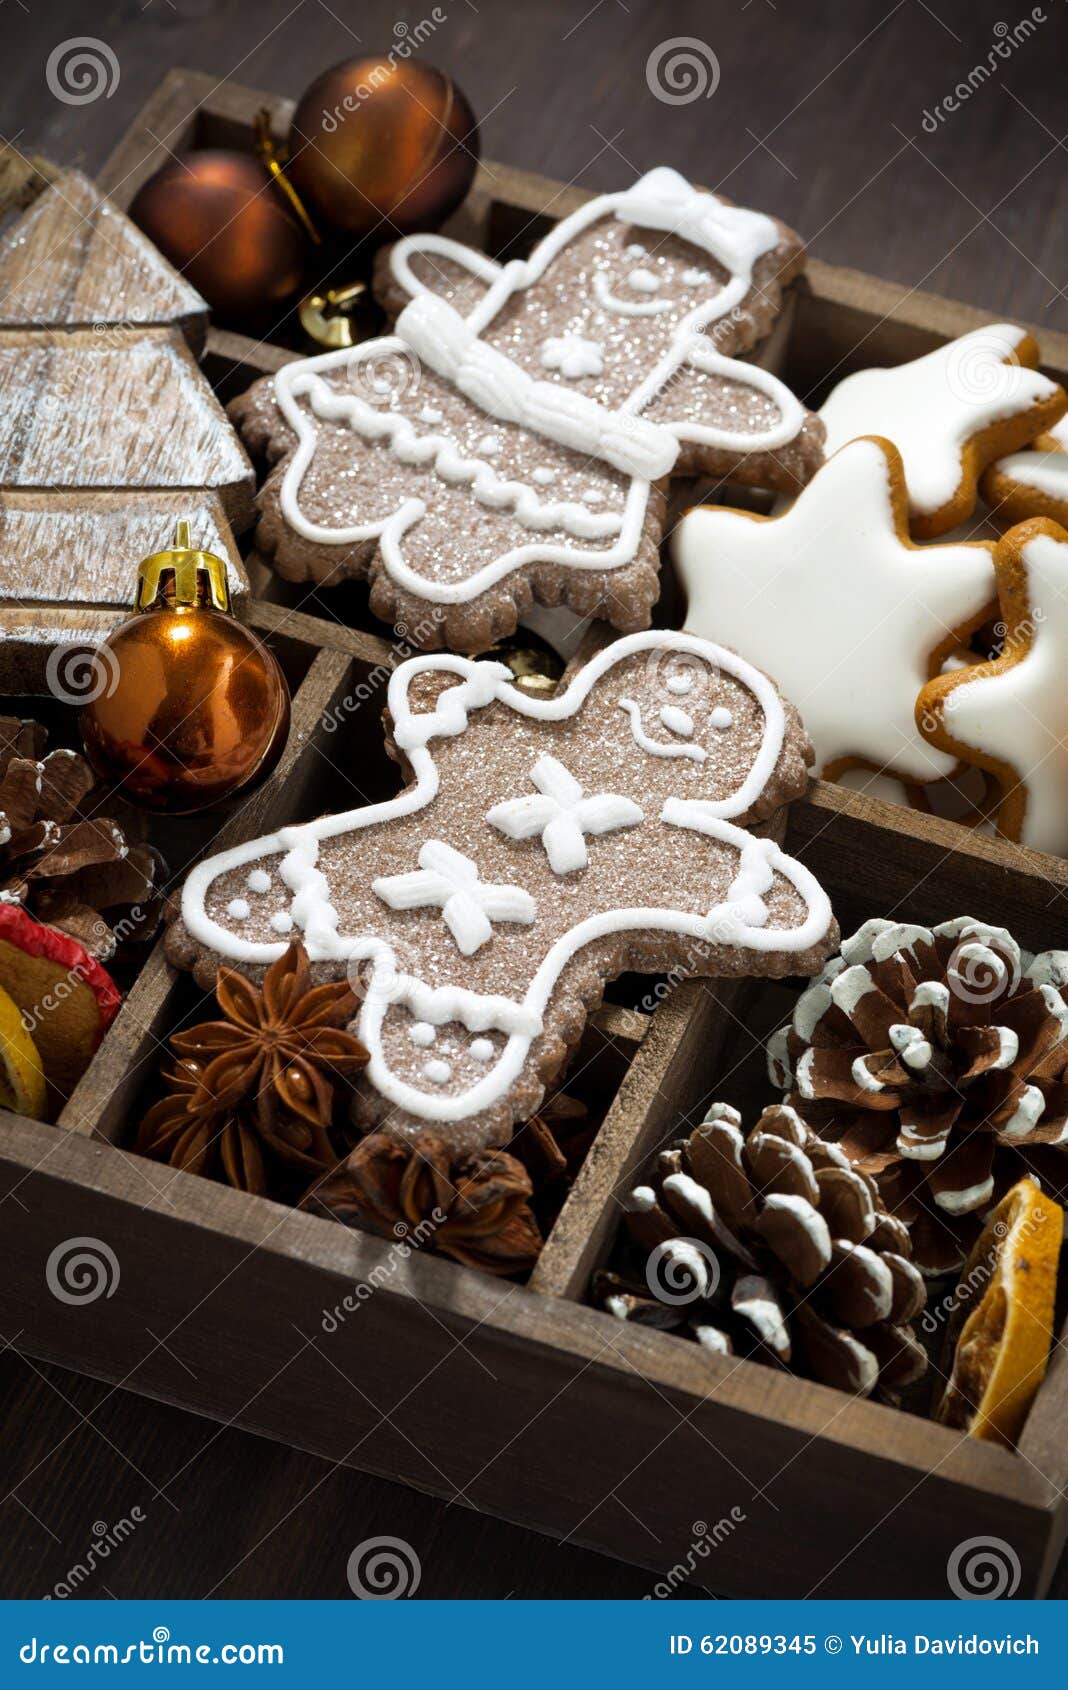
284 57 479 241
129 152 307 323
80 524 291 814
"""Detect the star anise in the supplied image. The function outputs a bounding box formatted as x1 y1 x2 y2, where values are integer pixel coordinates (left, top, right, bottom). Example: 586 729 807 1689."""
136 939 368 1195
304 1129 543 1276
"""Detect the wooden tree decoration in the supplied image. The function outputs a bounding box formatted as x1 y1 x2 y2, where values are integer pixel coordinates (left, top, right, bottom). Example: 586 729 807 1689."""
0 168 254 689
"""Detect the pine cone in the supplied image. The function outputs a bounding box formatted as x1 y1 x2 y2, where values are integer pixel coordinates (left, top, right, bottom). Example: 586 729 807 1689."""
304 1129 543 1277
0 715 164 959
768 917 1068 1275
597 1101 927 1398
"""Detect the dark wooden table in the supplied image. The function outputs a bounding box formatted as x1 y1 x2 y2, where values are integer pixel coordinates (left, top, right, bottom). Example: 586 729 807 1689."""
2 0 1066 1600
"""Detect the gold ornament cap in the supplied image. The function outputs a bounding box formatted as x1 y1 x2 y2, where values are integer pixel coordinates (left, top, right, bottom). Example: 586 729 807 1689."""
135 519 232 614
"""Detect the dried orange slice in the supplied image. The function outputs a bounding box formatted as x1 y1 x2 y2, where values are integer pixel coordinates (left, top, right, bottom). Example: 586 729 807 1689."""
0 980 47 1120
935 1177 1061 1448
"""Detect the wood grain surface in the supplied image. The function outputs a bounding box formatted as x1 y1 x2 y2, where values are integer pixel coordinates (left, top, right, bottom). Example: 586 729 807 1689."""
0 170 206 347
2 0 1067 1603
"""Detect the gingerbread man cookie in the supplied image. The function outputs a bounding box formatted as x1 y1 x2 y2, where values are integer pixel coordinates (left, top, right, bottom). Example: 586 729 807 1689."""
168 631 837 1151
918 517 1068 856
981 416 1068 531
673 437 997 784
230 168 824 652
818 325 1066 538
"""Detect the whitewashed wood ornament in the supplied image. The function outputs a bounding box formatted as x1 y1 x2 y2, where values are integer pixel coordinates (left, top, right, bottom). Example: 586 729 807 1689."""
0 168 253 682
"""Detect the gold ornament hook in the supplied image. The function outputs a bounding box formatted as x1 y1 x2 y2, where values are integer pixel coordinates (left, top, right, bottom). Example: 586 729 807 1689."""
135 519 232 613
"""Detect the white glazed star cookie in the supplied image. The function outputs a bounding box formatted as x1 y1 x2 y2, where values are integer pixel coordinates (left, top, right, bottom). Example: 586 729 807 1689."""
673 436 997 783
918 517 1068 855
167 631 837 1152
981 416 1068 531
818 325 1065 538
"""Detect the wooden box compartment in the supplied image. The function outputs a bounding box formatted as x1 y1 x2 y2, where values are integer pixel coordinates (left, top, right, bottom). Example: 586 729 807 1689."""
1 69 1067 1600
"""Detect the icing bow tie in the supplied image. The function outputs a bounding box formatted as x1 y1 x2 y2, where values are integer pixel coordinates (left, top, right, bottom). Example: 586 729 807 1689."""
612 167 778 281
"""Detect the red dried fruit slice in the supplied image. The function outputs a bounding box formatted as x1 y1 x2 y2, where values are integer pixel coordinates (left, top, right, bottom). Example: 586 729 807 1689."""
0 904 121 1104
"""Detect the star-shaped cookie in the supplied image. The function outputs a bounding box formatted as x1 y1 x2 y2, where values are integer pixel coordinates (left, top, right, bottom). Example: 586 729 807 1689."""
673 436 997 782
917 517 1068 855
818 325 1066 538
981 416 1068 531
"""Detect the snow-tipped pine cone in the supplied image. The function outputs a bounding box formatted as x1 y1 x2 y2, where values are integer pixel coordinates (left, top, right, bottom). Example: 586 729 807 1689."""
768 917 1068 1275
596 1100 927 1399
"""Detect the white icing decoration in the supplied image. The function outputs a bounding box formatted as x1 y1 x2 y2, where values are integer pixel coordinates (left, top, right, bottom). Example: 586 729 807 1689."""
593 270 674 316
270 911 293 933
681 266 709 286
540 334 604 379
246 869 271 894
419 405 443 425
627 268 661 292
469 1037 494 1062
486 753 643 874
665 673 694 695
226 898 250 921
989 422 1068 509
179 632 831 1127
1001 1083 1044 1139
626 243 646 258
709 706 733 729
477 432 500 456
409 1021 436 1047
532 466 556 486
372 839 536 956
269 168 802 605
582 488 604 506
923 528 1068 853
675 437 996 780
424 1058 451 1085
659 705 693 738
619 698 707 762
819 324 1061 521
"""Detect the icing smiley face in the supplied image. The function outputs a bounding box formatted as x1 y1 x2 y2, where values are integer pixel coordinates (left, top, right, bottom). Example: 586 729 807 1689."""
171 631 834 1150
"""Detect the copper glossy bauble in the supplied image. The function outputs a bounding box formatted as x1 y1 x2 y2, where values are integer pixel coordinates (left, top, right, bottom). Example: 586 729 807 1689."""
285 58 479 241
129 151 307 324
80 524 291 814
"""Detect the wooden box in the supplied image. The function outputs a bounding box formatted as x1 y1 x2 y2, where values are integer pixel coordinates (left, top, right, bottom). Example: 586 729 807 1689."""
1 69 1067 1600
